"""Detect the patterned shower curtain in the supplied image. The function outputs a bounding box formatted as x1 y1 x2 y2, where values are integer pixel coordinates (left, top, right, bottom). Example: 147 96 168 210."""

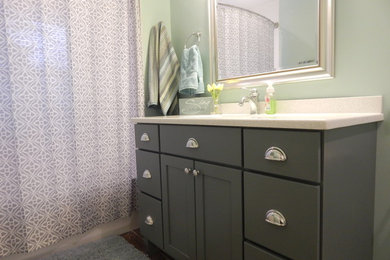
217 4 275 79
0 0 143 257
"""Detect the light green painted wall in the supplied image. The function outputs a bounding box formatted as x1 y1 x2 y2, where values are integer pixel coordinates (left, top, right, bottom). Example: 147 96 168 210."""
139 0 172 66
167 0 390 259
140 0 210 111
170 0 211 87
139 0 172 116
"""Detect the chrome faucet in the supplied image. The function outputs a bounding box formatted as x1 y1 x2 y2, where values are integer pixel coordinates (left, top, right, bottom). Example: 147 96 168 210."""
238 88 259 114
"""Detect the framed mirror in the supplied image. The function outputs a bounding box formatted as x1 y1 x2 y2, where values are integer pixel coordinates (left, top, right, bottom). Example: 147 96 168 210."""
209 0 334 87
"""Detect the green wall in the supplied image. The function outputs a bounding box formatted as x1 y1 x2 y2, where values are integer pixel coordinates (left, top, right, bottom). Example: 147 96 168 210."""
170 0 211 87
140 0 172 115
140 0 210 112
141 1 390 258
139 0 172 67
140 0 211 90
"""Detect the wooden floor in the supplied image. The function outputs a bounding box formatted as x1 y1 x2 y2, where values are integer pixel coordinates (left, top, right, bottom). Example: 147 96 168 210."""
121 229 172 260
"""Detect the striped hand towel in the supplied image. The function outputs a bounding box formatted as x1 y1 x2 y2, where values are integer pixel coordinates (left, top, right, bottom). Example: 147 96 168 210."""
147 22 180 115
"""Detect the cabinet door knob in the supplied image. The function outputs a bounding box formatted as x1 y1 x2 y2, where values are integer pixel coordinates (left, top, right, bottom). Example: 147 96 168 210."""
192 169 200 176
265 209 287 227
142 169 152 179
186 138 199 149
145 216 154 226
265 147 287 161
140 133 150 142
184 168 192 174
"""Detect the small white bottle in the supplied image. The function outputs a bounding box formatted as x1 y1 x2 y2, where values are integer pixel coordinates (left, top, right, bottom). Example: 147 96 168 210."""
264 82 276 114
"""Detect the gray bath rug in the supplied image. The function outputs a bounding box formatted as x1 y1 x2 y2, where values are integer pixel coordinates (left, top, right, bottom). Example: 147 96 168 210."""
41 235 149 260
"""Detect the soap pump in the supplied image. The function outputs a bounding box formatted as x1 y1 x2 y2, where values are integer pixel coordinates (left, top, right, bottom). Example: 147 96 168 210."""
264 82 276 114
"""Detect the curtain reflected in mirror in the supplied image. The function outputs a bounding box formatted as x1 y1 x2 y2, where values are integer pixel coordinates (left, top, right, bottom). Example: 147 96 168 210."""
214 0 320 82
217 4 276 79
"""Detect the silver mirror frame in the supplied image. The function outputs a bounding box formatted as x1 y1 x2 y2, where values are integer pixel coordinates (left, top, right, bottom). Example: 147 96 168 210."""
208 0 334 87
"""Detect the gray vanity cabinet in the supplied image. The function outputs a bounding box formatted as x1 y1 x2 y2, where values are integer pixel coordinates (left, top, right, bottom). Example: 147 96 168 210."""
135 122 378 260
161 154 242 260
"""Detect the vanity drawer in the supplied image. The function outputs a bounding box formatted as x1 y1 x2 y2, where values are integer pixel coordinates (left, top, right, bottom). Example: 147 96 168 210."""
244 242 286 260
244 128 321 183
160 125 241 166
139 192 163 249
136 150 161 199
135 124 159 152
244 172 320 260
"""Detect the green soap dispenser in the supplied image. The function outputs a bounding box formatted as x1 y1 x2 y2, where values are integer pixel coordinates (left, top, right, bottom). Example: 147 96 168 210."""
264 82 276 114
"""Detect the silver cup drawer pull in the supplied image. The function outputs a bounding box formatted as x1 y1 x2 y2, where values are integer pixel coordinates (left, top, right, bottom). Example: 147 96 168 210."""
145 216 154 226
140 133 150 142
265 209 287 227
186 138 199 149
265 147 287 161
142 170 152 179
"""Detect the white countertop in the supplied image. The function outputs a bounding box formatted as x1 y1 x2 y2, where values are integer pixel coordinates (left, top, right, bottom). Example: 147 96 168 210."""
132 96 384 130
131 113 383 130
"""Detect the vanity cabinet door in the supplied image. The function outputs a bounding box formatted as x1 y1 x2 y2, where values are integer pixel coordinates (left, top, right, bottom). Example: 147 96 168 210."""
161 155 196 260
195 162 242 260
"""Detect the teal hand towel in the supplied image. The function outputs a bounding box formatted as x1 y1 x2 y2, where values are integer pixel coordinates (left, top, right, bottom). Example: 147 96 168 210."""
179 45 204 96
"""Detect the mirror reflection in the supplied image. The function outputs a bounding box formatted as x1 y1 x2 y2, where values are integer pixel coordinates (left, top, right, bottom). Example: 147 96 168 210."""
215 0 319 80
